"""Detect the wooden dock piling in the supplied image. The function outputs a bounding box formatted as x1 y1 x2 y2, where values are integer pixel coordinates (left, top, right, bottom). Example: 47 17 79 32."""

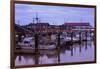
57 33 60 49
85 31 87 41
79 31 81 42
34 33 39 54
71 32 73 56
71 32 73 44
71 45 73 56
57 48 60 63
79 43 81 53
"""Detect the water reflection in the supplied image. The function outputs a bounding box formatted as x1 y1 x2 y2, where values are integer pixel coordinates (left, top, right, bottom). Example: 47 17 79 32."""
15 41 94 66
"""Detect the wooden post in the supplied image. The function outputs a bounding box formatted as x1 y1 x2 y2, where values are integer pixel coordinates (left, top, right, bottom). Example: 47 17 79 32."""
34 33 39 54
79 31 81 42
57 48 60 63
71 32 73 56
71 44 73 56
17 33 22 49
85 31 88 50
79 43 81 53
34 33 39 64
85 31 87 41
18 33 22 42
18 56 21 61
78 31 82 53
89 30 92 47
57 33 60 49
85 40 87 50
90 31 92 41
35 54 39 64
71 32 73 43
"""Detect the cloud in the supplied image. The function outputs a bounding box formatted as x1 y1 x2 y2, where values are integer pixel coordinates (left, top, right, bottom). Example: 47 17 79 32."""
15 3 95 27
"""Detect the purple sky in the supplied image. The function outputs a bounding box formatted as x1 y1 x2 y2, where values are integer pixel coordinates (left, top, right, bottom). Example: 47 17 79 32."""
15 4 95 27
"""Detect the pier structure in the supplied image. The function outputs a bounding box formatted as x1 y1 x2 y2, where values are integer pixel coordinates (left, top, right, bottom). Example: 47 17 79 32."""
15 14 94 55
15 22 94 49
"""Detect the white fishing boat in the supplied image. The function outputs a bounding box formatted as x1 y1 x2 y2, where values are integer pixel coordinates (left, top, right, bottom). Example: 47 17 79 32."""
18 37 35 48
39 42 56 49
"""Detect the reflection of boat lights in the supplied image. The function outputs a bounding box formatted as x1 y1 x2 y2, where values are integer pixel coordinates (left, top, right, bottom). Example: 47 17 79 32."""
21 35 24 38
16 35 18 37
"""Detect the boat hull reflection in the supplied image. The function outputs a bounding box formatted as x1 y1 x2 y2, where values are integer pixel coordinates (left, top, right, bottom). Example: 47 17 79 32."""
15 41 94 66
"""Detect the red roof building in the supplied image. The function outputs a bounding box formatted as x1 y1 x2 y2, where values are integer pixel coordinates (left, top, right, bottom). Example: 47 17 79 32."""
63 23 90 26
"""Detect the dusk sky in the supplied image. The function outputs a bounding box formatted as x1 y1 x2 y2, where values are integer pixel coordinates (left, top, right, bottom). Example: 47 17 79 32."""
15 4 95 27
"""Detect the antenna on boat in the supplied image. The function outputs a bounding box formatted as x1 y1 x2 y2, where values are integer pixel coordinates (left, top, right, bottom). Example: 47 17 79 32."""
32 12 40 24
33 18 35 23
36 12 39 23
